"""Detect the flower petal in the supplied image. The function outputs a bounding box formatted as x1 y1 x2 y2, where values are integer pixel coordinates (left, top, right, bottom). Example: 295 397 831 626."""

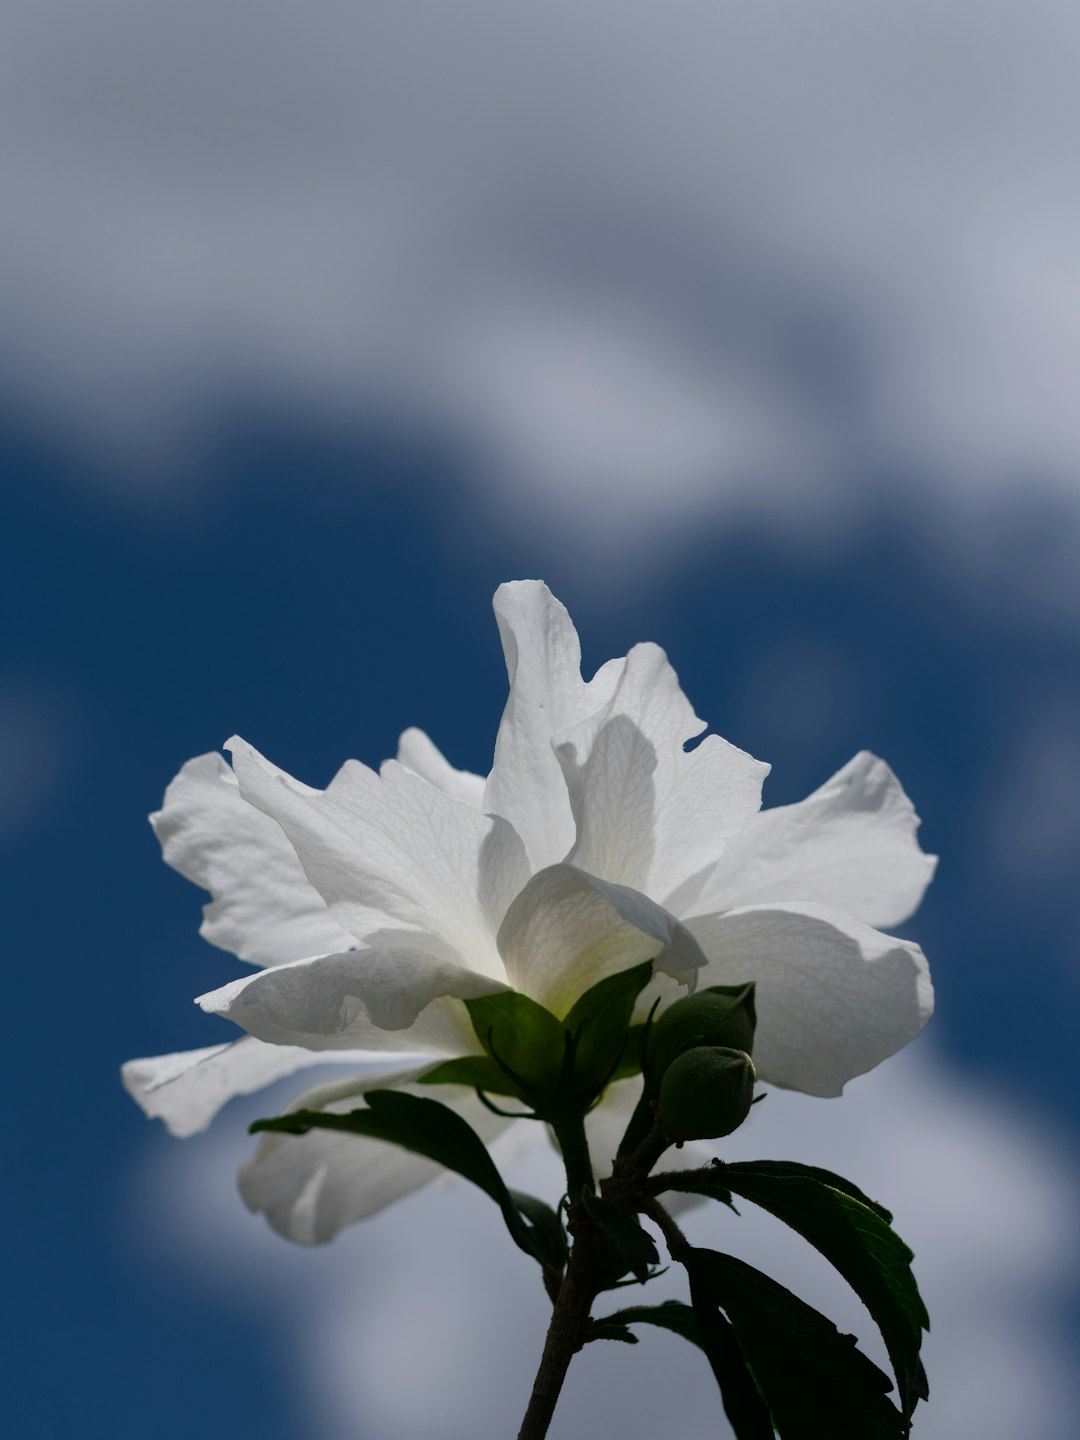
239 1065 515 1244
151 753 355 967
556 643 769 905
483 581 624 871
227 736 529 975
684 903 933 1097
120 1036 391 1138
496 863 707 1017
198 948 499 1047
395 727 486 807
684 751 937 927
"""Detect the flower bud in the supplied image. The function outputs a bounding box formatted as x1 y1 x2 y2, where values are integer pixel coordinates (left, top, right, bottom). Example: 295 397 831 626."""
657 1045 756 1141
646 984 756 1084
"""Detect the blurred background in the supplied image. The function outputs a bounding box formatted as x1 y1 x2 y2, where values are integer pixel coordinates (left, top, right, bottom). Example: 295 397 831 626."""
5 3 1080 1436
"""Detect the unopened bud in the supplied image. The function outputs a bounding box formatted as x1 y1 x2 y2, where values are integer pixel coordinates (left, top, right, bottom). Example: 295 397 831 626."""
657 1045 756 1141
646 985 756 1084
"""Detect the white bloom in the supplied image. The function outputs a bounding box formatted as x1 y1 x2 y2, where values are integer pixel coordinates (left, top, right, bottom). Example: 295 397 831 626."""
123 581 935 1243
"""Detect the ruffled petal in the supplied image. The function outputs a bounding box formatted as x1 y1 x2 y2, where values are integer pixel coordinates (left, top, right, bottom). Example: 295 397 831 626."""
556 643 769 906
239 1065 515 1244
685 902 933 1097
198 948 499 1048
496 863 707 1017
227 736 529 975
151 753 355 967
395 727 486 808
483 581 624 872
684 751 937 927
121 1035 390 1138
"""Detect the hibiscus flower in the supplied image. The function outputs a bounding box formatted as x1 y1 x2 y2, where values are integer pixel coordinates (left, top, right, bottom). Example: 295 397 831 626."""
123 581 934 1244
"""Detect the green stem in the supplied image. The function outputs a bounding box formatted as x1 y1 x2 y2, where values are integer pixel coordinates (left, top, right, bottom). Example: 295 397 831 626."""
516 1219 602 1440
515 1108 598 1440
551 1110 594 1198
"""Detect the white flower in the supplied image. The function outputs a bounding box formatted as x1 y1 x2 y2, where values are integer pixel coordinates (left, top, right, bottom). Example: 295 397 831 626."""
123 581 935 1244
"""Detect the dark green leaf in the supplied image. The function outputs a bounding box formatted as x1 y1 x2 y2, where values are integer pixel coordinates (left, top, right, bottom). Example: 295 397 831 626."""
251 1090 563 1271
563 961 654 1095
685 1277 777 1440
724 1161 927 1417
597 1299 703 1348
726 1160 893 1221
465 991 564 1098
590 1322 639 1344
418 1055 522 1097
510 1189 569 1271
653 1160 737 1211
582 1191 660 1284
687 1249 907 1439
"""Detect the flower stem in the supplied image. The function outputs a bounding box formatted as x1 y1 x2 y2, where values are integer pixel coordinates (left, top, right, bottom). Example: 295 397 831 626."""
552 1110 594 1199
516 1214 601 1440
516 1109 598 1440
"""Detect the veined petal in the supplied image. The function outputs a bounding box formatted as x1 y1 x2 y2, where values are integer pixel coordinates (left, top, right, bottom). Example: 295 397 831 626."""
684 751 937 928
395 727 486 808
227 736 529 975
239 1065 515 1244
198 948 500 1048
121 1036 396 1138
496 863 707 1017
152 753 355 967
484 581 624 872
556 643 769 904
685 902 933 1097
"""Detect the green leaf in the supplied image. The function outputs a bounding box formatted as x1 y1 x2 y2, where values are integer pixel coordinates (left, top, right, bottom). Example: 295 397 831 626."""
597 1299 703 1347
687 1248 907 1439
684 1280 778 1440
727 1160 893 1221
465 991 564 1099
582 1191 660 1285
563 961 654 1096
653 1159 737 1211
250 1090 564 1271
601 1299 773 1438
723 1161 927 1417
510 1189 569 1272
417 1055 522 1097
590 1322 639 1344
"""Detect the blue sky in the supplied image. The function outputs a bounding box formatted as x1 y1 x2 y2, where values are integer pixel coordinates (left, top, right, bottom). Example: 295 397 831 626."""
5 5 1080 1436
6 438 1079 1438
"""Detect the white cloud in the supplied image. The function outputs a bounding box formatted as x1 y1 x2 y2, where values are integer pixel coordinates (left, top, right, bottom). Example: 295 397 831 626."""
5 2 1080 557
135 1042 1079 1439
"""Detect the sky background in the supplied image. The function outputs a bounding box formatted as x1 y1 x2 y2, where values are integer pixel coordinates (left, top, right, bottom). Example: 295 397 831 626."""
5 4 1080 1437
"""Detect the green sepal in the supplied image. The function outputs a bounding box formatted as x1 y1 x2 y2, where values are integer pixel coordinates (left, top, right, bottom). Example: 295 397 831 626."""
582 1191 660 1286
686 1248 907 1438
418 1055 522 1097
250 1090 565 1271
562 961 654 1096
608 1024 646 1083
464 991 565 1100
722 1161 928 1418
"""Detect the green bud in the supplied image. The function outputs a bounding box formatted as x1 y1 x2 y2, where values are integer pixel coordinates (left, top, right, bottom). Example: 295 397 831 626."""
658 1045 756 1141
646 984 756 1085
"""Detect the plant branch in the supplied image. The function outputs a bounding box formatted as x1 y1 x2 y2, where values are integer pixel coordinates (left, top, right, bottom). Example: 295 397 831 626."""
517 1208 601 1439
